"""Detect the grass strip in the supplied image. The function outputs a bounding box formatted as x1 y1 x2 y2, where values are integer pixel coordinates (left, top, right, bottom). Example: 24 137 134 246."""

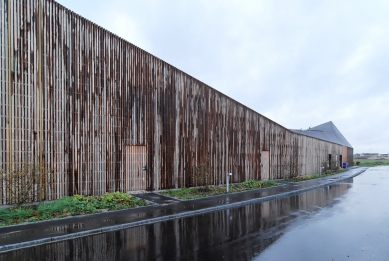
159 179 277 200
0 192 147 226
283 168 346 182
353 158 389 167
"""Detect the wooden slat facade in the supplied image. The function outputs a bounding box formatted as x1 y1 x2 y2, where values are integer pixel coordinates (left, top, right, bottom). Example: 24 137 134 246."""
0 0 352 204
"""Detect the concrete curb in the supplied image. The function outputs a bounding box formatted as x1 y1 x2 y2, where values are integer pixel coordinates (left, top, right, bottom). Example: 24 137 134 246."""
0 168 367 253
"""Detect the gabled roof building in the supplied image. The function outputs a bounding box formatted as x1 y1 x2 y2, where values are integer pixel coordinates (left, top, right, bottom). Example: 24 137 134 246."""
291 121 352 148
291 121 353 168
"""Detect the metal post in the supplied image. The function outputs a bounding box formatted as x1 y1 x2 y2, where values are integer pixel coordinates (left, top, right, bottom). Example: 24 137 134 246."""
226 173 232 192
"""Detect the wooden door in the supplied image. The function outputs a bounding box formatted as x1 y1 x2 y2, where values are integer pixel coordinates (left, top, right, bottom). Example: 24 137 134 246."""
261 151 270 180
125 146 147 191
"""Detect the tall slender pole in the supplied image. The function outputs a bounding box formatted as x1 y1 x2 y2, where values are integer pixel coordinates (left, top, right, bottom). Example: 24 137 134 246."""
226 173 232 192
226 173 229 193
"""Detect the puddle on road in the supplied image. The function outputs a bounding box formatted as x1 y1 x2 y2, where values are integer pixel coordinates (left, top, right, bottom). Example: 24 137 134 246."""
1 230 34 239
0 180 353 261
52 223 85 232
103 219 116 224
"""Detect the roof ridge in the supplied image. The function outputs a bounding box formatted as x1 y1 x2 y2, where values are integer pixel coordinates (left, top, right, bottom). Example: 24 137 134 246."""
291 121 352 148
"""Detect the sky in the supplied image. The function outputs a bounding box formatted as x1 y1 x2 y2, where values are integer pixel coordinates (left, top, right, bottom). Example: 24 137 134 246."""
56 0 389 154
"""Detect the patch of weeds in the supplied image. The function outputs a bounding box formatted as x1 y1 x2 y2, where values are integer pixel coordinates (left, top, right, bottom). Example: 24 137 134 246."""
0 207 35 225
37 199 73 217
160 179 277 200
284 168 346 182
264 180 277 187
162 187 204 200
27 217 40 223
0 192 148 227
239 180 263 189
99 191 146 210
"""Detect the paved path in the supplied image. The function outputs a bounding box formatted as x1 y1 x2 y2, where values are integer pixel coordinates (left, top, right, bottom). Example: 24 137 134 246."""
0 167 367 253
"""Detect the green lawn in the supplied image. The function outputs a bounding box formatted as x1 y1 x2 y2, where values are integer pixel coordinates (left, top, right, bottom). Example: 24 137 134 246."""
159 180 277 200
0 192 147 226
354 158 389 167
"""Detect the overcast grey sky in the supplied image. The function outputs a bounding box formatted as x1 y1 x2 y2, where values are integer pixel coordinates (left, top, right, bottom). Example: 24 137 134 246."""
56 0 389 154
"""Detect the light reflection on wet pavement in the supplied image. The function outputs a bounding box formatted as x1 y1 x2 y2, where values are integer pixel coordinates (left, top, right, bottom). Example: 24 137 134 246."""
0 168 363 249
2 167 388 260
254 166 389 261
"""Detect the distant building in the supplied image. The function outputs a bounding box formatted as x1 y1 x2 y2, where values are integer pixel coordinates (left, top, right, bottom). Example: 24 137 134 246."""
290 121 353 168
361 153 379 157
355 153 389 159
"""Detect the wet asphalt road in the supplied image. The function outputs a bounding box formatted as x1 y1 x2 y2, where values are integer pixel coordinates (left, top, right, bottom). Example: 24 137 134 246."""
255 166 389 261
0 167 363 251
1 166 388 260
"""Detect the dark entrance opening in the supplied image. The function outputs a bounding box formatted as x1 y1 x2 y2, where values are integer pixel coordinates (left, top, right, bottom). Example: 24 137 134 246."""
339 155 343 167
328 154 332 169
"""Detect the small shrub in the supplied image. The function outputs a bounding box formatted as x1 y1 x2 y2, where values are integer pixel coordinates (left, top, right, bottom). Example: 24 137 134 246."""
322 159 342 173
101 191 132 203
263 180 276 187
283 159 302 178
193 157 213 192
1 162 52 207
241 180 262 189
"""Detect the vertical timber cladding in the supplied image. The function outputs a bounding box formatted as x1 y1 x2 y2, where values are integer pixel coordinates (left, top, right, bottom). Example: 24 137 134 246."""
0 0 9 204
0 0 52 203
0 0 349 201
0 0 6 203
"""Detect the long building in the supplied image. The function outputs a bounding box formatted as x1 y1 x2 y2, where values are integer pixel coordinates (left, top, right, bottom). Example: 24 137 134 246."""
291 121 353 167
0 0 353 204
